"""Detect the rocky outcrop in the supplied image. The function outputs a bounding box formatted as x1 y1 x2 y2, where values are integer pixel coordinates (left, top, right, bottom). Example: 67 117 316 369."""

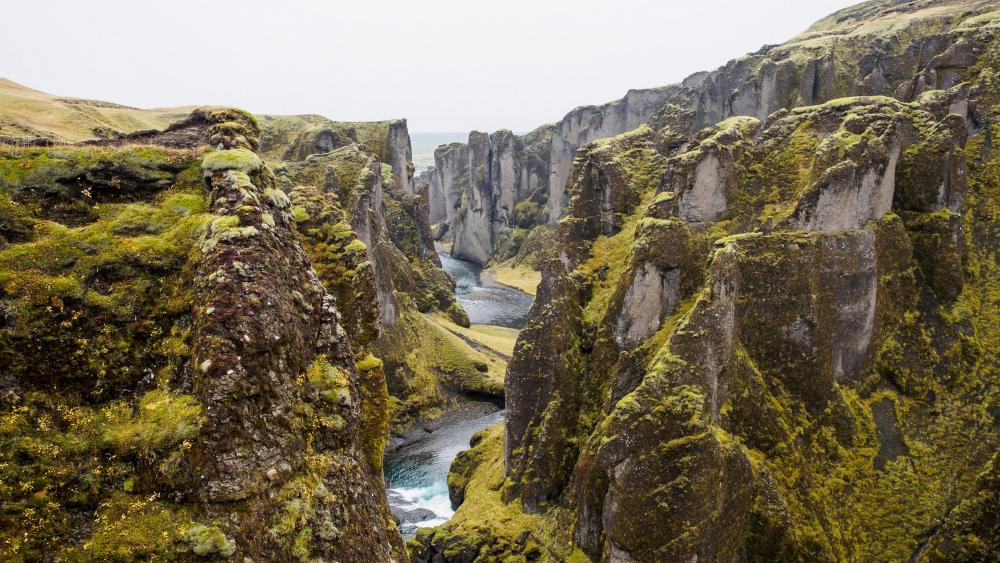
262 113 512 434
257 114 414 194
428 0 998 266
415 3 1000 561
427 127 551 265
385 119 415 194
416 165 447 224
451 131 495 264
546 88 675 224
0 109 405 560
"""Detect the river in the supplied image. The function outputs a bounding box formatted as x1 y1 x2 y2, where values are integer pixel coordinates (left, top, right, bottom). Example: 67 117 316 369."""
383 251 533 538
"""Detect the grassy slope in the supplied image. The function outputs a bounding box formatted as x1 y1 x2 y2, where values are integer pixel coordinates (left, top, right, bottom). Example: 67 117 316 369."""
486 264 541 296
0 78 194 142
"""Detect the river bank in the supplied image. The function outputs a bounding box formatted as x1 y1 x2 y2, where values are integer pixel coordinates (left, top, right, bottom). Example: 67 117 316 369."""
383 247 534 538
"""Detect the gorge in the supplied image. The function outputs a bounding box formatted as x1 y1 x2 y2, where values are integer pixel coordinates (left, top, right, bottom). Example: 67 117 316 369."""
1 0 999 561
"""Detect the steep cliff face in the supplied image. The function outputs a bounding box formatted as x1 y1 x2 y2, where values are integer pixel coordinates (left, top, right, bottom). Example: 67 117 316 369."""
261 116 507 433
258 113 414 194
417 165 447 224
0 109 406 560
414 2 1000 561
426 126 552 265
428 0 1000 267
451 132 494 264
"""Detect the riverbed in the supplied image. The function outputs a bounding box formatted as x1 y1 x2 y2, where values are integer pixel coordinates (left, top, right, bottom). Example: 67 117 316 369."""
383 251 532 538
438 251 533 329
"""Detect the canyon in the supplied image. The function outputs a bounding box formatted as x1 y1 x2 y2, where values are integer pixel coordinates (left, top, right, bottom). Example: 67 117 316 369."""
0 0 998 561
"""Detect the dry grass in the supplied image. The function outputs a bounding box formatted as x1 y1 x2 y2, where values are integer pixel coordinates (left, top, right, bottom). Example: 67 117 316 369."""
0 78 194 142
486 264 541 296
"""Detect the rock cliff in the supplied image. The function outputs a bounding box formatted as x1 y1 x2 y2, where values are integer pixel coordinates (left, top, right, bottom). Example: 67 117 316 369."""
414 1 1000 560
428 0 1000 268
258 114 505 433
0 109 406 560
423 126 552 265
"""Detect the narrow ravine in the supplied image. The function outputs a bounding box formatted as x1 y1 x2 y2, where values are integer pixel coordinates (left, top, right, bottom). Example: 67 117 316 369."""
383 250 533 538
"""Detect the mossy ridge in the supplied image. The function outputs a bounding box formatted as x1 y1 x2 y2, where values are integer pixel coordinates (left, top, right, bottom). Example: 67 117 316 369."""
278 143 478 431
497 56 998 559
200 147 262 177
565 213 994 559
908 40 1000 558
0 134 406 560
286 182 380 351
0 145 230 559
256 113 396 164
0 144 202 227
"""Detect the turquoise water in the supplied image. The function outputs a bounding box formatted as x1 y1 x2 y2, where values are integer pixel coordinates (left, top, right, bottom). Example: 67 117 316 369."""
384 408 504 538
383 244 534 539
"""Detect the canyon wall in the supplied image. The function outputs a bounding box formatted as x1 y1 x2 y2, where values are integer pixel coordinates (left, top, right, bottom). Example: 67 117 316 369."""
260 113 505 433
413 1 1000 561
428 0 997 266
0 109 407 560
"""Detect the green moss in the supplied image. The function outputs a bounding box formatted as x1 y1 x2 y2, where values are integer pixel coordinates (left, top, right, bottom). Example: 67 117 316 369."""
343 238 367 253
650 191 677 205
306 354 351 406
101 390 204 454
513 198 546 228
355 354 383 371
0 388 208 559
200 148 263 177
380 162 396 185
183 524 237 558
291 205 310 223
0 145 196 188
411 423 579 561
65 493 197 560
731 116 820 226
267 452 340 560
0 150 211 394
578 209 641 325
377 311 507 431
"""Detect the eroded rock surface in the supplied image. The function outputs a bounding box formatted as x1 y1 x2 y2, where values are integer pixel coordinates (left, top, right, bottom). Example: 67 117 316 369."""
0 109 406 560
413 3 1000 561
426 0 999 267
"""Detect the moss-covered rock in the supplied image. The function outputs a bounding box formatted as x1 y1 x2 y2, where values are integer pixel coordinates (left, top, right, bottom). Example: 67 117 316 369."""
469 16 1000 562
270 121 493 434
0 107 405 561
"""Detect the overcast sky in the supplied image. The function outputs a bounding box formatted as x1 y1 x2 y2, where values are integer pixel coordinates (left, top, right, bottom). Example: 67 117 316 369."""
2 0 860 132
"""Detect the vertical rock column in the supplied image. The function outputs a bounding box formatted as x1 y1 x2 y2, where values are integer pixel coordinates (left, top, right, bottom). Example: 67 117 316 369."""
452 131 495 264
188 117 403 560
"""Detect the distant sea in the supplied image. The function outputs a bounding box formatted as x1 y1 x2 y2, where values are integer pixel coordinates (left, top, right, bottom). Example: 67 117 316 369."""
410 132 468 174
